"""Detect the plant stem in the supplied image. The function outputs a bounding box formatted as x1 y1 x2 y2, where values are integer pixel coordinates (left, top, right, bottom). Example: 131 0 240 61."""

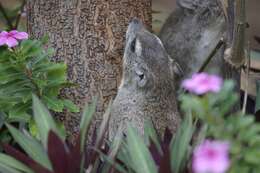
0 2 13 30
242 42 250 114
14 0 26 29
229 0 246 67
198 39 225 73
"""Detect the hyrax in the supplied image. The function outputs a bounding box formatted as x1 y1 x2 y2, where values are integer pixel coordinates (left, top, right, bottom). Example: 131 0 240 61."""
109 19 180 138
159 0 227 84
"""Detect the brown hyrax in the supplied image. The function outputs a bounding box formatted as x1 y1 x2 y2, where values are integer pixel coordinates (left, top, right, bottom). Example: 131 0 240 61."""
109 19 181 139
159 0 228 85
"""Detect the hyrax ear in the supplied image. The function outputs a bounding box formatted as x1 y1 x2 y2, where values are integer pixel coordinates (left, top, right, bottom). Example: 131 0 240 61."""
176 0 198 11
169 57 184 78
135 38 142 57
129 37 142 57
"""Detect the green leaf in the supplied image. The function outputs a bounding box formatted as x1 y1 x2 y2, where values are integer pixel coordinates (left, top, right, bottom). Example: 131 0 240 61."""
32 94 65 148
40 35 50 45
8 111 31 123
80 96 97 152
62 99 79 113
144 120 162 155
29 119 40 139
5 123 52 170
170 111 194 173
42 96 64 112
0 72 25 84
46 63 67 81
126 125 157 173
0 164 23 173
6 102 31 123
244 149 260 165
0 153 33 173
20 40 42 58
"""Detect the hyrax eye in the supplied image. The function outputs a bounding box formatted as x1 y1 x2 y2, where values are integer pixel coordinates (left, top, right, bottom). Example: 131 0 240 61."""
134 66 147 87
139 73 144 80
130 38 136 52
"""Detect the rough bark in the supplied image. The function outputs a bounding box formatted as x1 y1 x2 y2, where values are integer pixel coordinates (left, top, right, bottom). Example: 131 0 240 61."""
27 0 151 140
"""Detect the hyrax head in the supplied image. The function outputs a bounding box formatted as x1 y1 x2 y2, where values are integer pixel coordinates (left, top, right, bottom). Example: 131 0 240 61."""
121 19 180 93
109 19 181 138
176 0 220 11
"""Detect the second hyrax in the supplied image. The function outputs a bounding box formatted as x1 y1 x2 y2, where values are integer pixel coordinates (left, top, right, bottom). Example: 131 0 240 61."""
109 19 180 138
160 0 226 82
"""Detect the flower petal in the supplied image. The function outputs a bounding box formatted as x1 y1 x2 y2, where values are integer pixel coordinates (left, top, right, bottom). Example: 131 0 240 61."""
192 140 230 173
0 37 7 46
6 37 18 47
13 31 29 40
9 30 18 35
0 31 9 37
182 73 223 94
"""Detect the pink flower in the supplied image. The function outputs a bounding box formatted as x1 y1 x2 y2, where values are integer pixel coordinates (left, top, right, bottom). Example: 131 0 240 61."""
182 73 223 94
192 140 230 173
0 30 28 48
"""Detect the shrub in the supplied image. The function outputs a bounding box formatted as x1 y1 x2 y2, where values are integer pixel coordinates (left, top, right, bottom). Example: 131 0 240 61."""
0 95 114 173
0 30 78 145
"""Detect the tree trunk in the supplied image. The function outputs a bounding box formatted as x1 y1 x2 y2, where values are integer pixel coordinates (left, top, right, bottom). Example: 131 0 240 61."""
27 0 151 140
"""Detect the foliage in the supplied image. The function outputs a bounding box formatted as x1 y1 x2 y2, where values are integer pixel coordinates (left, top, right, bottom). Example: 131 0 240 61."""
1 72 260 173
0 95 115 173
180 80 260 173
0 94 195 173
0 36 79 125
0 0 26 30
0 33 79 151
112 113 195 173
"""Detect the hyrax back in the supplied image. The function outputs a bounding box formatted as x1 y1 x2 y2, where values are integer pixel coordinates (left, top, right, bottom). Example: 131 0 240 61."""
109 19 180 138
159 0 227 84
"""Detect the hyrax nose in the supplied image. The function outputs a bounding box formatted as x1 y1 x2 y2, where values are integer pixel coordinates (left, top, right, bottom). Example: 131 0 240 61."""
130 18 141 25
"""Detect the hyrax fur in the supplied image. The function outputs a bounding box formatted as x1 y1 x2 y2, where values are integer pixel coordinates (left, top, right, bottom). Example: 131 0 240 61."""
159 0 227 85
109 19 180 138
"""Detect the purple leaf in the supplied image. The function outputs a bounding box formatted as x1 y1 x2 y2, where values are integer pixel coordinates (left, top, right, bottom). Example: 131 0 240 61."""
67 134 82 173
148 139 161 166
162 128 172 151
47 131 69 173
158 147 171 173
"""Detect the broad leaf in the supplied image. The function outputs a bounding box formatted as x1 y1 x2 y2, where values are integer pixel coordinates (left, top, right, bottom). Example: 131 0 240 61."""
47 131 69 173
0 153 33 173
126 125 157 173
170 112 194 173
80 96 97 152
5 124 52 170
62 99 79 113
32 94 65 148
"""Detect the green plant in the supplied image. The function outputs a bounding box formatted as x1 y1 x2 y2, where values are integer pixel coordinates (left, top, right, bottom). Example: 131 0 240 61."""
0 34 79 150
0 93 196 173
0 95 116 173
0 36 78 124
111 113 195 173
2 76 260 173
180 80 260 172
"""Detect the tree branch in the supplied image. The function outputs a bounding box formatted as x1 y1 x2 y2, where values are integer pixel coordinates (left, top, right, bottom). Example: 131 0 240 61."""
198 39 225 73
14 0 26 29
225 0 246 68
0 2 13 30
